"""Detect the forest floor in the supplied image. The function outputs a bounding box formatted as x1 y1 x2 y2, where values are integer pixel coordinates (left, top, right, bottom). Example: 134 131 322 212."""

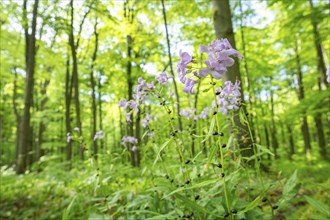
0 157 329 220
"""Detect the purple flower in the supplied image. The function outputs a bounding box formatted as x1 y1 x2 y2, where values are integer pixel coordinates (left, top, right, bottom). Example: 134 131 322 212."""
177 50 193 74
327 67 330 83
122 136 138 145
198 60 227 79
156 72 172 85
199 107 209 119
74 127 79 132
118 98 128 110
126 113 132 122
180 108 196 119
214 80 241 115
132 146 137 152
183 78 196 94
94 130 104 141
199 39 242 79
129 100 139 112
142 114 153 128
147 81 155 89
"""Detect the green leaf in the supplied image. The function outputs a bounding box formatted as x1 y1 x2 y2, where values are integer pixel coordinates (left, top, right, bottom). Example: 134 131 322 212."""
153 139 172 166
304 196 330 216
239 196 261 214
207 144 218 164
202 117 215 143
163 179 217 199
283 170 298 196
255 144 274 156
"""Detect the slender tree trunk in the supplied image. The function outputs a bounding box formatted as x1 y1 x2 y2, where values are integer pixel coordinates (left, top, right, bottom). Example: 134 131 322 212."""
69 0 83 160
270 87 279 158
161 0 183 131
287 124 295 160
294 40 312 160
13 67 21 162
212 0 253 156
90 20 99 160
65 52 72 162
17 0 39 174
36 79 50 161
98 72 104 149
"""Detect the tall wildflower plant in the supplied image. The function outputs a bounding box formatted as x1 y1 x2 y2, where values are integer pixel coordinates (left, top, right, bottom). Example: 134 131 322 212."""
118 39 297 219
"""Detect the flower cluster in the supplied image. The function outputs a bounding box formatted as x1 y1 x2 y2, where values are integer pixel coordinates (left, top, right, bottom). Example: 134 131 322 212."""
156 72 173 86
179 108 197 120
213 80 241 115
122 136 138 145
119 73 173 122
93 130 104 141
142 114 154 128
199 107 209 119
177 39 242 94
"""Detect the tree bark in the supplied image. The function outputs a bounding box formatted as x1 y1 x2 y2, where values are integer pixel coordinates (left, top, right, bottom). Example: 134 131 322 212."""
270 85 279 158
294 39 312 160
65 51 73 162
308 0 328 159
212 0 253 155
69 0 84 160
17 0 39 174
287 124 295 160
161 0 183 131
90 20 99 160
36 79 50 161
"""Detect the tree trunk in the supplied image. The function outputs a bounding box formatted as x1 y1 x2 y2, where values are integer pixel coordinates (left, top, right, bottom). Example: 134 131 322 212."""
13 67 21 163
212 0 253 156
161 0 183 131
69 0 83 160
65 52 72 162
36 79 50 161
90 20 99 160
287 124 295 160
17 0 39 174
98 71 104 149
308 0 328 159
294 40 312 160
270 88 279 158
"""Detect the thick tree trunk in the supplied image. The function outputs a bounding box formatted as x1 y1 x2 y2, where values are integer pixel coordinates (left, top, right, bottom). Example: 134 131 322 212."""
17 0 39 174
212 0 253 155
294 40 312 159
308 0 328 159
90 20 99 160
161 0 183 131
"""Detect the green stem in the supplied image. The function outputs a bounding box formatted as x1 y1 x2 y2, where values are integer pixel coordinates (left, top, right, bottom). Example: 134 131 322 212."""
210 77 232 218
